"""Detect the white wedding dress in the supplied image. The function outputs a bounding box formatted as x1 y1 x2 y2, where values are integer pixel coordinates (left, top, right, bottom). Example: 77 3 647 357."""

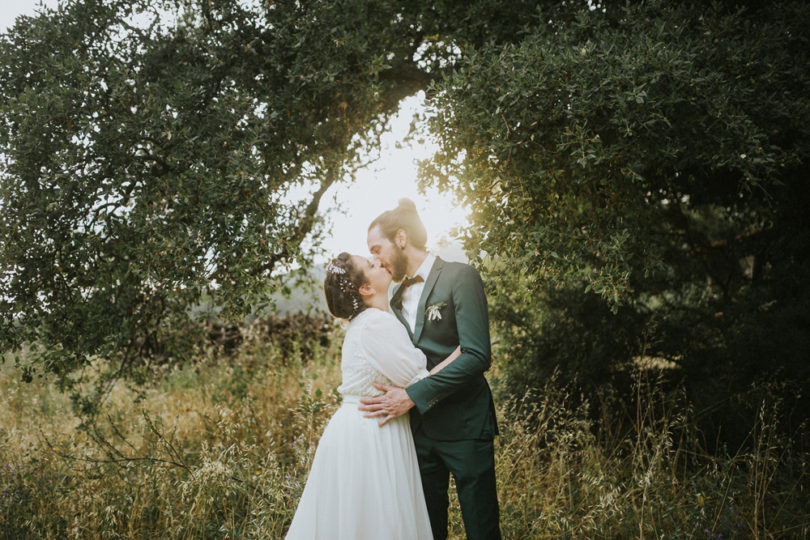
285 308 433 540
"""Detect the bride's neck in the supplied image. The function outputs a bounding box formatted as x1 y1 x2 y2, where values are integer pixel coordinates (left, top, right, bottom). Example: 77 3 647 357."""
364 293 389 312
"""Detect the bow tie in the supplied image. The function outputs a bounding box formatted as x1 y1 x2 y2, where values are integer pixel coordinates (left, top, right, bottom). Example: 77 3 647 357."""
401 274 424 289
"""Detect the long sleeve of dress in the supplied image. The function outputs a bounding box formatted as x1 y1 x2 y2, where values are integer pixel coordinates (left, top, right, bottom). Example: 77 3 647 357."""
360 310 429 388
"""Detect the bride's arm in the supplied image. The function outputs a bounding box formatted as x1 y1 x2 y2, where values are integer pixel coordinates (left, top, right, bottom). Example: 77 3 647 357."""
429 346 461 376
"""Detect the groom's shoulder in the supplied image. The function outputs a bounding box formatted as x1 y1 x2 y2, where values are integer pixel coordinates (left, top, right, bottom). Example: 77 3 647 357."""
438 258 482 280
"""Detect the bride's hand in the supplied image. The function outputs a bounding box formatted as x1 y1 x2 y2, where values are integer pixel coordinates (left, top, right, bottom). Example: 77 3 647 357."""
358 382 415 427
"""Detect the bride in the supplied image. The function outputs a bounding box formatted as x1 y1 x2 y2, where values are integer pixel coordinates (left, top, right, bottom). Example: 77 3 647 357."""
284 252 460 540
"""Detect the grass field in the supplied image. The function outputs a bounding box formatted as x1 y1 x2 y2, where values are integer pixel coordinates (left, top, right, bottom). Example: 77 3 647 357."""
1 333 807 538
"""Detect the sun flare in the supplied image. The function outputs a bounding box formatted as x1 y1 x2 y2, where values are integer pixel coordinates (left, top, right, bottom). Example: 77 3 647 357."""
320 93 470 261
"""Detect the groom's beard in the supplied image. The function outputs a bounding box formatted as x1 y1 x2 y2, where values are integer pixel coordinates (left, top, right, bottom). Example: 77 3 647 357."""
390 248 409 283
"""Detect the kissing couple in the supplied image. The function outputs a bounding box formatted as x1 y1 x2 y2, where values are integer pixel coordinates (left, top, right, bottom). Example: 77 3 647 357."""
285 198 501 540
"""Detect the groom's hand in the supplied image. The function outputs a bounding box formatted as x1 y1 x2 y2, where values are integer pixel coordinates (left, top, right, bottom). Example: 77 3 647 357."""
358 382 415 427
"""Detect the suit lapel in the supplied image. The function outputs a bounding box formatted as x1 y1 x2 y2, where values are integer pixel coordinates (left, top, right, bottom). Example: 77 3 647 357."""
412 257 444 344
389 283 413 339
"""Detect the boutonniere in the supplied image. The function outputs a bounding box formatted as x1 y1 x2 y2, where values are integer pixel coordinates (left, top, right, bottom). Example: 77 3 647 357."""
426 302 446 322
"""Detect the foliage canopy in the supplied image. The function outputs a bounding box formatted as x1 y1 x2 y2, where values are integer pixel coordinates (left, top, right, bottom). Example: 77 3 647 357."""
420 1 810 437
0 0 440 407
2 0 809 434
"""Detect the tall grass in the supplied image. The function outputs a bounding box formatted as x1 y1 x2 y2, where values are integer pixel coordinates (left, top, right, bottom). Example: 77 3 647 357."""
1 336 807 538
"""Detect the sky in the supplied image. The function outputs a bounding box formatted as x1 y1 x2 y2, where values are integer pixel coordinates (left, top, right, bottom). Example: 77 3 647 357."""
315 94 469 260
0 0 59 30
1 1 471 263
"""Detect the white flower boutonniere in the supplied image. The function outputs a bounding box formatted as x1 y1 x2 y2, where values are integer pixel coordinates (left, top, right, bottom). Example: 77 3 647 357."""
426 302 447 323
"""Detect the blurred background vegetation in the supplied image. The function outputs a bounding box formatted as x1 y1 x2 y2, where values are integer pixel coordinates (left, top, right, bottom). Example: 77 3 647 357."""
1 331 808 538
1 0 809 537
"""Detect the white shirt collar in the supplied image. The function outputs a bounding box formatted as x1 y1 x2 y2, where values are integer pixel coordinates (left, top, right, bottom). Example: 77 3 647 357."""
411 252 436 281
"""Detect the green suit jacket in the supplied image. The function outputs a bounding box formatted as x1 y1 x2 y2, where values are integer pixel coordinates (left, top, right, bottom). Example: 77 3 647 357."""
393 257 498 441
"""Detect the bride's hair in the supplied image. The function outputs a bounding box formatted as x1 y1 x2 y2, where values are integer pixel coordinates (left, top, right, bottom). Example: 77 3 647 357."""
323 252 368 320
369 198 427 250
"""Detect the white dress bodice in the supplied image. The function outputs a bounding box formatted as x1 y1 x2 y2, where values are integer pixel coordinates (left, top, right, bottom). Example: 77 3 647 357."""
337 308 429 398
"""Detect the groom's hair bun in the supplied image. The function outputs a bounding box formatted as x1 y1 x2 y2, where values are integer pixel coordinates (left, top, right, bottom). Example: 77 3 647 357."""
397 198 417 212
324 252 368 321
368 198 427 250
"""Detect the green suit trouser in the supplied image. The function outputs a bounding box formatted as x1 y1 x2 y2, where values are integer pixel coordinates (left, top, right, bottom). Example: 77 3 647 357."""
413 429 501 540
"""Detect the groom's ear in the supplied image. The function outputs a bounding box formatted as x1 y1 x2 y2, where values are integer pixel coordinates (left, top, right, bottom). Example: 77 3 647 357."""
395 228 407 249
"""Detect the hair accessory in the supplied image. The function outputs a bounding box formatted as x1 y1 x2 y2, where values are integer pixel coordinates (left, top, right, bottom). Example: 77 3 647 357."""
337 275 355 293
326 260 347 275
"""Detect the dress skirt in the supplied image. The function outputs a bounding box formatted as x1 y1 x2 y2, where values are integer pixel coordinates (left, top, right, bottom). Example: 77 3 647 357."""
285 396 433 540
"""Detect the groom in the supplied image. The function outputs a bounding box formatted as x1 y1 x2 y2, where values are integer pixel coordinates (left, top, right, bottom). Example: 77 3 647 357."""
359 199 501 540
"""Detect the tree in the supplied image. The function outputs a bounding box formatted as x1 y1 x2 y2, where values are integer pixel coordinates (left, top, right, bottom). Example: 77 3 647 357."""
4 0 808 438
0 0 562 411
420 1 810 436
0 0 432 410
